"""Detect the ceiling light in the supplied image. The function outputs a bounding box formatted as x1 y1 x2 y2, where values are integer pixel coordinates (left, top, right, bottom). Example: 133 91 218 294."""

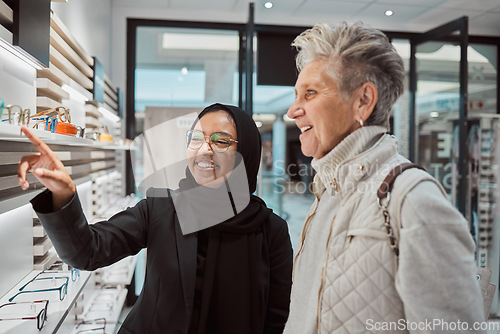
181 67 188 75
264 2 273 9
430 112 439 118
385 10 394 16
255 121 263 128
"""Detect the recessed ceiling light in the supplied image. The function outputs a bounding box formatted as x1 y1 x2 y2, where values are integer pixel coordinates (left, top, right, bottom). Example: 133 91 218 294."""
181 67 188 75
385 10 394 16
264 2 273 9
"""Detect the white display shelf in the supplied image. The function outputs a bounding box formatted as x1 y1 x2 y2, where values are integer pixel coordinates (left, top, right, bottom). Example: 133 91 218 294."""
0 270 91 334
91 195 140 286
33 222 47 238
33 237 52 257
0 123 131 150
75 287 127 334
99 255 138 287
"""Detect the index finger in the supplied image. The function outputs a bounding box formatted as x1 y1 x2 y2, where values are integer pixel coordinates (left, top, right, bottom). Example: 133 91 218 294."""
20 125 58 158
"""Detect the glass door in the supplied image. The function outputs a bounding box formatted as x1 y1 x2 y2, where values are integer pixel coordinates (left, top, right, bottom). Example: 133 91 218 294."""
410 17 468 215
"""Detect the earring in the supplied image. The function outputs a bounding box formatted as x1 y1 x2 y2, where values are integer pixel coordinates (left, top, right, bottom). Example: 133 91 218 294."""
359 119 364 127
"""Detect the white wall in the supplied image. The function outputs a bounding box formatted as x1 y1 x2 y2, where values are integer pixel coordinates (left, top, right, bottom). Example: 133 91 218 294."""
51 0 113 74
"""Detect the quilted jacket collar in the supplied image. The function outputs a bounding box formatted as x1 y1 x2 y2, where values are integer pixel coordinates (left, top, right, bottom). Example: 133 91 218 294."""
311 126 397 199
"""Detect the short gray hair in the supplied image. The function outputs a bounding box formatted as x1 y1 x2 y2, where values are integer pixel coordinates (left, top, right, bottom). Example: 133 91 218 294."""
292 22 405 129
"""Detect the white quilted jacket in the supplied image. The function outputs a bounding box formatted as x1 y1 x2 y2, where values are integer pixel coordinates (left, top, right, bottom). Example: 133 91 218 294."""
285 126 485 334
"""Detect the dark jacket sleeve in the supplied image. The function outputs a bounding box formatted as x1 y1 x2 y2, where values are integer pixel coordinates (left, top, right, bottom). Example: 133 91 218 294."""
264 215 293 334
31 189 149 271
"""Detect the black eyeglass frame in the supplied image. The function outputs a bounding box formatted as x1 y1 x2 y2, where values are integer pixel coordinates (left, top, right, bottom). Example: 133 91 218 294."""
0 299 49 330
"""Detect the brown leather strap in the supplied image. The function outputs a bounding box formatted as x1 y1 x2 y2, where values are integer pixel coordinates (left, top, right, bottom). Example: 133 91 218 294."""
377 163 426 200
378 163 426 257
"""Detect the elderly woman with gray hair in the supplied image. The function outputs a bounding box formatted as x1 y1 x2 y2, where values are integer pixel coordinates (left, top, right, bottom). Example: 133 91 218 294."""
284 22 485 334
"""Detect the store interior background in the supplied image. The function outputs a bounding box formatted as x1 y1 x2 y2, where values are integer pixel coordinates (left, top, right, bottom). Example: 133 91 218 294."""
1 0 500 332
48 0 500 317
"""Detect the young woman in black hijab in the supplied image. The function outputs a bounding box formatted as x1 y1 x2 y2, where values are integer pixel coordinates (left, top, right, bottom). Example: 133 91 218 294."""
17 103 293 334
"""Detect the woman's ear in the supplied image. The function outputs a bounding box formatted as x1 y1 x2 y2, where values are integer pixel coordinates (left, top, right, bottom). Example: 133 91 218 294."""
354 82 378 123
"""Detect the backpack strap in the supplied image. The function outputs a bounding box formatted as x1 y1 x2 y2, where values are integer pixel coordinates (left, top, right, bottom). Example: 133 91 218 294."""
377 163 425 256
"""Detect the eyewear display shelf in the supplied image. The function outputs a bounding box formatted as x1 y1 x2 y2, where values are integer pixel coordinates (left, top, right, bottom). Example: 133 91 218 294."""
55 274 128 334
0 270 91 333
0 124 133 333
0 123 131 150
92 195 140 288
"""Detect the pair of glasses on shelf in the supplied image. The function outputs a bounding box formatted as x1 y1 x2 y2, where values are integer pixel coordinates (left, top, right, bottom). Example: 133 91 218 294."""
0 104 31 126
44 263 81 282
31 106 85 137
0 300 49 330
31 106 69 132
9 276 69 302
186 130 238 153
19 268 80 293
30 106 70 123
31 115 58 133
75 317 107 333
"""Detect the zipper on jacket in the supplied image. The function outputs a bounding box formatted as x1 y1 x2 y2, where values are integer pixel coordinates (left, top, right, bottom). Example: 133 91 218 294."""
316 215 336 332
292 197 320 277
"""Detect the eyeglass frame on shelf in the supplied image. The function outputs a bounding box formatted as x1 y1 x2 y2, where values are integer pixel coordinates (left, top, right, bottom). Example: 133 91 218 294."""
31 115 58 133
30 106 71 124
0 299 49 330
9 276 69 302
186 129 238 153
19 268 80 292
0 105 31 126
75 317 107 334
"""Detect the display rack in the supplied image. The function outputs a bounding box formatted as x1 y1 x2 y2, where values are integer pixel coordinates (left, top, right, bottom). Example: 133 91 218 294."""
469 114 500 317
0 4 131 334
36 12 94 112
0 270 92 333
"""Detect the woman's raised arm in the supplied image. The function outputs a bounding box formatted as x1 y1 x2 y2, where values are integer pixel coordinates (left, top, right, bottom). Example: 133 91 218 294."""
17 125 76 211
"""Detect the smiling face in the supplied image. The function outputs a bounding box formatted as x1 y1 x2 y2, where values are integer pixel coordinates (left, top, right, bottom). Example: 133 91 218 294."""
287 59 360 159
186 110 238 187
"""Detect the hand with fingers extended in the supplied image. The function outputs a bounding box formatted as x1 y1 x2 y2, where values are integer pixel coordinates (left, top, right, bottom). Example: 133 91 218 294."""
17 125 76 211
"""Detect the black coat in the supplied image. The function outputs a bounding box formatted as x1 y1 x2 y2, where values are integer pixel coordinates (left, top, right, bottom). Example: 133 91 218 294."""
31 190 293 334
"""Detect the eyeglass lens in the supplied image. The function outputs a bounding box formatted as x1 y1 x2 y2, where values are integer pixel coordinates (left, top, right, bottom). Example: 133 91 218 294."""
187 130 234 152
56 107 70 123
37 307 47 330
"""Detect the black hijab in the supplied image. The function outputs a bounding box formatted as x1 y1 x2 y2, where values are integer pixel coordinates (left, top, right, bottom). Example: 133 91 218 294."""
179 103 273 334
